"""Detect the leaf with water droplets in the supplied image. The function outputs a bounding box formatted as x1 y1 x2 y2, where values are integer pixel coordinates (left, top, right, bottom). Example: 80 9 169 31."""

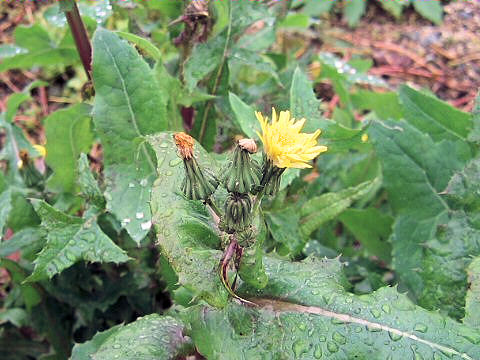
92 28 167 244
147 132 228 307
465 257 480 327
71 315 192 360
25 200 130 282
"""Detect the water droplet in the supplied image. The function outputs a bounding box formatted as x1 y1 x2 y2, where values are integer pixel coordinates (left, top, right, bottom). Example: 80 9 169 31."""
297 323 307 331
159 142 169 148
121 218 131 226
169 158 182 167
326 341 338 353
161 193 168 197
65 251 76 261
354 326 362 333
414 323 427 333
382 304 391 314
141 221 152 230
136 212 144 219
366 325 381 332
166 170 173 176
140 178 148 187
311 289 319 295
331 318 344 325
332 331 346 345
129 182 135 188
292 339 309 358
112 343 121 349
370 309 381 318
318 335 326 342
313 344 322 358
345 296 353 304
388 331 402 341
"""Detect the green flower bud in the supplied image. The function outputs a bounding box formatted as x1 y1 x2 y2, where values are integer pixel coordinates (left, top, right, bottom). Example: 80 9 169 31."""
222 192 252 233
220 139 261 194
181 158 218 200
260 158 285 196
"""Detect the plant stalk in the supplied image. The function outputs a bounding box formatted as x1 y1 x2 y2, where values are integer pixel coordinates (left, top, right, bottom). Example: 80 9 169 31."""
64 0 92 80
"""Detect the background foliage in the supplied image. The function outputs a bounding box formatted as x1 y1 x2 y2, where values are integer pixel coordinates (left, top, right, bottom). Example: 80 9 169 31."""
0 0 479 359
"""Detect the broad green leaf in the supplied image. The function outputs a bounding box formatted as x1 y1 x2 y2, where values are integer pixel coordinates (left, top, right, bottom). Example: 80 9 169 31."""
0 227 44 259
420 212 480 319
399 85 472 142
344 0 366 27
351 90 404 120
301 0 335 16
300 178 379 237
0 24 79 72
229 48 280 84
181 256 480 360
413 0 443 25
278 13 310 28
26 200 129 282
465 256 480 327
370 120 470 298
290 67 328 133
45 104 93 193
265 207 303 255
147 132 228 307
445 158 480 213
77 153 105 208
116 31 162 62
228 92 258 139
339 208 393 263
92 28 167 244
72 315 192 360
211 0 230 37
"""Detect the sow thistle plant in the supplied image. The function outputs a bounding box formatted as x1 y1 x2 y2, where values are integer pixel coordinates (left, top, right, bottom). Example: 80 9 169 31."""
174 108 327 301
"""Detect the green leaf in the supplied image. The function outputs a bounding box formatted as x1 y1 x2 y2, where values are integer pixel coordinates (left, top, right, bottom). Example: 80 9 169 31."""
378 0 407 19
343 0 366 27
45 104 93 193
0 190 12 239
465 256 480 327
228 92 258 139
181 256 480 360
339 208 393 263
0 24 79 72
77 153 105 208
72 315 192 360
92 28 167 244
147 132 228 307
26 200 129 282
0 227 44 259
265 207 303 255
413 0 443 25
300 178 379 237
420 212 480 319
351 90 404 120
301 0 335 16
369 120 471 298
399 85 472 142
468 92 480 142
445 157 480 213
0 308 28 328
116 31 162 62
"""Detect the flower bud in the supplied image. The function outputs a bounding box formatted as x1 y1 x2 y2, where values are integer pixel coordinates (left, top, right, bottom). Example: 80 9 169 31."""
260 158 285 196
220 140 261 194
222 192 252 233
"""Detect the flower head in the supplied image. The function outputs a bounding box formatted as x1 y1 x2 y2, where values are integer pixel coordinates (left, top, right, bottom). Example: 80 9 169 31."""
174 132 195 159
256 108 327 169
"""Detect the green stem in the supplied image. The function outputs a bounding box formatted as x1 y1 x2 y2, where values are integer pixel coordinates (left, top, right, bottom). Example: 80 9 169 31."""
198 2 233 143
251 186 266 216
63 0 92 80
206 196 222 219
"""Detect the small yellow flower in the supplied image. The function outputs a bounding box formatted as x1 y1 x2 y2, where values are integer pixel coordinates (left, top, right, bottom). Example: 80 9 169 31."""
256 108 327 169
361 134 369 143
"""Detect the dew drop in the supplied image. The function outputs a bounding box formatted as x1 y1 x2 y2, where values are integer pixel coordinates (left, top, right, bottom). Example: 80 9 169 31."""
388 331 402 341
332 331 346 345
292 339 309 358
366 325 381 332
112 343 121 349
169 158 182 167
313 344 322 358
121 218 131 227
326 341 338 353
345 296 353 304
136 212 144 219
140 178 148 187
65 251 76 262
297 323 307 331
129 182 135 188
414 323 428 333
166 170 173 176
381 304 391 314
311 289 320 295
159 142 169 148
370 309 381 318
319 335 326 342
331 318 344 325
141 221 152 230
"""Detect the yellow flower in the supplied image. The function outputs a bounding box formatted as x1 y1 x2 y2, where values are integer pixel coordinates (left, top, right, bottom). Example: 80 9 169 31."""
256 108 327 169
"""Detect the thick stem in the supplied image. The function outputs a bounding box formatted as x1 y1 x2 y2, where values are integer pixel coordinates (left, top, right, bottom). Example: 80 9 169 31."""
64 0 92 80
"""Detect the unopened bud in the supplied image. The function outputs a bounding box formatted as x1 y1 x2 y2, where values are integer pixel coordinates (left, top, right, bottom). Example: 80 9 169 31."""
222 193 252 233
238 138 257 154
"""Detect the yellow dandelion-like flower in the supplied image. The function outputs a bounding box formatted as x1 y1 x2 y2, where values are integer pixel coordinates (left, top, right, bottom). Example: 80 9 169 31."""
255 108 327 169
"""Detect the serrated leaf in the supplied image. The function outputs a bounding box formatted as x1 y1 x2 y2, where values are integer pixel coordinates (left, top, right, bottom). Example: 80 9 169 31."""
92 28 167 244
72 315 192 360
77 153 105 208
351 90 403 120
300 178 379 237
45 104 93 193
26 200 129 282
344 0 366 27
228 92 258 139
399 85 472 142
465 256 480 327
147 132 228 307
445 157 480 212
370 119 471 299
378 0 407 19
181 256 480 360
420 212 480 319
413 0 443 25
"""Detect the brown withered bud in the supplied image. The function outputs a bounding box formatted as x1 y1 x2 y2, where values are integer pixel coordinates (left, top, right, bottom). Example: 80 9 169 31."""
174 132 195 160
238 139 257 154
